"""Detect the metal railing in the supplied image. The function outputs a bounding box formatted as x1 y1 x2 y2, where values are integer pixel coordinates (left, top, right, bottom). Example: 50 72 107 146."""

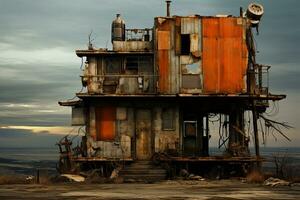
81 74 158 94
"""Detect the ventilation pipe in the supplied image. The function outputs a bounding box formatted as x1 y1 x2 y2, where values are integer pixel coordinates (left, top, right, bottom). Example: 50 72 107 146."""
166 0 171 17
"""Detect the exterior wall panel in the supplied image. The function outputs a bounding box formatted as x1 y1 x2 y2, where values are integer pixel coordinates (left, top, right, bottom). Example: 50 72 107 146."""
202 17 248 94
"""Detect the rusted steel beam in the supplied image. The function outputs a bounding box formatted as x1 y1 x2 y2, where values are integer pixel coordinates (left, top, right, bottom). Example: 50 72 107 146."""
162 156 265 162
76 50 154 57
252 101 260 158
75 93 286 101
72 157 133 162
58 100 82 107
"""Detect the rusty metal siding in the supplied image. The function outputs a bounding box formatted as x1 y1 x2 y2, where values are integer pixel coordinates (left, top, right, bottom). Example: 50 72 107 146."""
156 18 174 94
181 17 202 55
202 17 248 94
179 17 203 94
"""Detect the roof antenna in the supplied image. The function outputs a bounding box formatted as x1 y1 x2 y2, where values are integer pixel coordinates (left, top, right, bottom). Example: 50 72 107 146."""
88 30 94 50
166 0 171 17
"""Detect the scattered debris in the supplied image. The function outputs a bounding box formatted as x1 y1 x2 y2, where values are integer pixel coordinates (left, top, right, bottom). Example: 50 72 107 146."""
264 177 290 187
246 170 265 183
26 176 34 181
189 174 205 181
110 167 121 180
179 169 189 178
61 174 85 182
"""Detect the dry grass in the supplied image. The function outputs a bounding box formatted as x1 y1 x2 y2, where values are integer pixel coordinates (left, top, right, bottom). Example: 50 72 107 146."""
0 175 53 185
0 175 28 185
246 170 265 183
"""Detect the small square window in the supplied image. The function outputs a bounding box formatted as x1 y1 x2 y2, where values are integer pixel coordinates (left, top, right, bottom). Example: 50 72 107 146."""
126 57 138 71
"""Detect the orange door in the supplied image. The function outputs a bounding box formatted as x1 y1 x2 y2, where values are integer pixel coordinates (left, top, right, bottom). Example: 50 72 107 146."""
95 106 116 141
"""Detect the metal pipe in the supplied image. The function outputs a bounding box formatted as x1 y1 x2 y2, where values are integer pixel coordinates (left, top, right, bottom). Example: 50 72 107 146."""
252 101 260 158
166 0 171 17
240 7 243 17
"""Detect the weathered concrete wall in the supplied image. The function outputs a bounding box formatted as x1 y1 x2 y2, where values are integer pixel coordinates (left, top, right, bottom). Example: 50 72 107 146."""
86 106 133 159
86 104 180 159
113 41 152 52
153 107 180 154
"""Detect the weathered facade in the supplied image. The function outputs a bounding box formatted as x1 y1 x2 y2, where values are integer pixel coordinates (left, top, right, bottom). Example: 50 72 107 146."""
58 2 286 178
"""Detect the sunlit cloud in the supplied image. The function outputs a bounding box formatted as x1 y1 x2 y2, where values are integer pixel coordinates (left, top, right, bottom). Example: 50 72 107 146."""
0 126 81 136
0 103 39 108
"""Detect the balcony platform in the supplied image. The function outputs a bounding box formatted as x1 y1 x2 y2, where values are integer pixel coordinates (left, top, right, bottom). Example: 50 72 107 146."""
75 92 286 101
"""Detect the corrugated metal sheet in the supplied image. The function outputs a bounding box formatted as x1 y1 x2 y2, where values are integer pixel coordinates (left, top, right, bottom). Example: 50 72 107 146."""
202 17 248 94
96 106 116 141
181 17 200 34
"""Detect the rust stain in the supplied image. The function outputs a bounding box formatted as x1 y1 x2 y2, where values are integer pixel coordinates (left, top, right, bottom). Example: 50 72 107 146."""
202 17 248 94
156 18 173 93
158 50 169 93
96 106 116 141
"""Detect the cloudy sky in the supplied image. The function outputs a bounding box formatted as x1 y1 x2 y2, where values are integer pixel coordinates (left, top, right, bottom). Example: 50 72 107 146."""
0 0 299 148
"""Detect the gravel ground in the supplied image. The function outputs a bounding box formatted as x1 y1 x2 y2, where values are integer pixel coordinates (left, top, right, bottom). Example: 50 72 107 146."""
0 180 299 200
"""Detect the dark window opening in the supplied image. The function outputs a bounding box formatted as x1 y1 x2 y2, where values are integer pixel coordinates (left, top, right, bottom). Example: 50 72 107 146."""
105 57 121 74
126 57 138 72
162 108 175 130
181 34 190 55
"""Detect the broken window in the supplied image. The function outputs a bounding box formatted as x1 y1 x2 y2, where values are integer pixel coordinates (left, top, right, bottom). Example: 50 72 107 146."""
181 34 190 55
126 57 138 72
105 57 121 74
95 106 116 141
138 56 153 73
162 108 175 130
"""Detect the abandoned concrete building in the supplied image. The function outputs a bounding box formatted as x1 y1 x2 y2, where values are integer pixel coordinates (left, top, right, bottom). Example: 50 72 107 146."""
58 2 286 181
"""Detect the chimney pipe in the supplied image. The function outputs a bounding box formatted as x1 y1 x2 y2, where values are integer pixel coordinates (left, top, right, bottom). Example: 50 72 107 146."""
166 0 171 17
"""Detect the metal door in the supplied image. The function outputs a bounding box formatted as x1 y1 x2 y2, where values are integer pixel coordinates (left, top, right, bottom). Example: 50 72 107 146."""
183 121 198 156
136 109 152 160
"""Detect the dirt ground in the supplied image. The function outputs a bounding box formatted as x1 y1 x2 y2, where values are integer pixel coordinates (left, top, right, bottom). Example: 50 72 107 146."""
0 180 299 200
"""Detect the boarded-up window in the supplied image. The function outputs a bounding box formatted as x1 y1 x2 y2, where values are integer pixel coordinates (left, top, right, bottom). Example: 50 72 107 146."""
95 106 116 141
182 74 201 89
184 121 197 137
162 108 175 130
105 57 121 74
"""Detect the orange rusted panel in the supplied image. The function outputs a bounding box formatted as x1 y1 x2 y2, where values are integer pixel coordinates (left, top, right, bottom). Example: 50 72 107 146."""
202 17 248 94
158 50 169 93
157 31 170 50
96 106 116 141
156 18 173 93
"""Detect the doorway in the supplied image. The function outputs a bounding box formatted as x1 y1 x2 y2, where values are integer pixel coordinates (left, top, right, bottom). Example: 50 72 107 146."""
135 109 152 160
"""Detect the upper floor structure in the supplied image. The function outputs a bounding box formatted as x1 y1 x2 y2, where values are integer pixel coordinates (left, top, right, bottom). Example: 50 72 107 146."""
75 4 273 99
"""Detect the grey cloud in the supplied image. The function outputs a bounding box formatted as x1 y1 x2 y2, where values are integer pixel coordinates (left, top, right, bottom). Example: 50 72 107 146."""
0 0 299 147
